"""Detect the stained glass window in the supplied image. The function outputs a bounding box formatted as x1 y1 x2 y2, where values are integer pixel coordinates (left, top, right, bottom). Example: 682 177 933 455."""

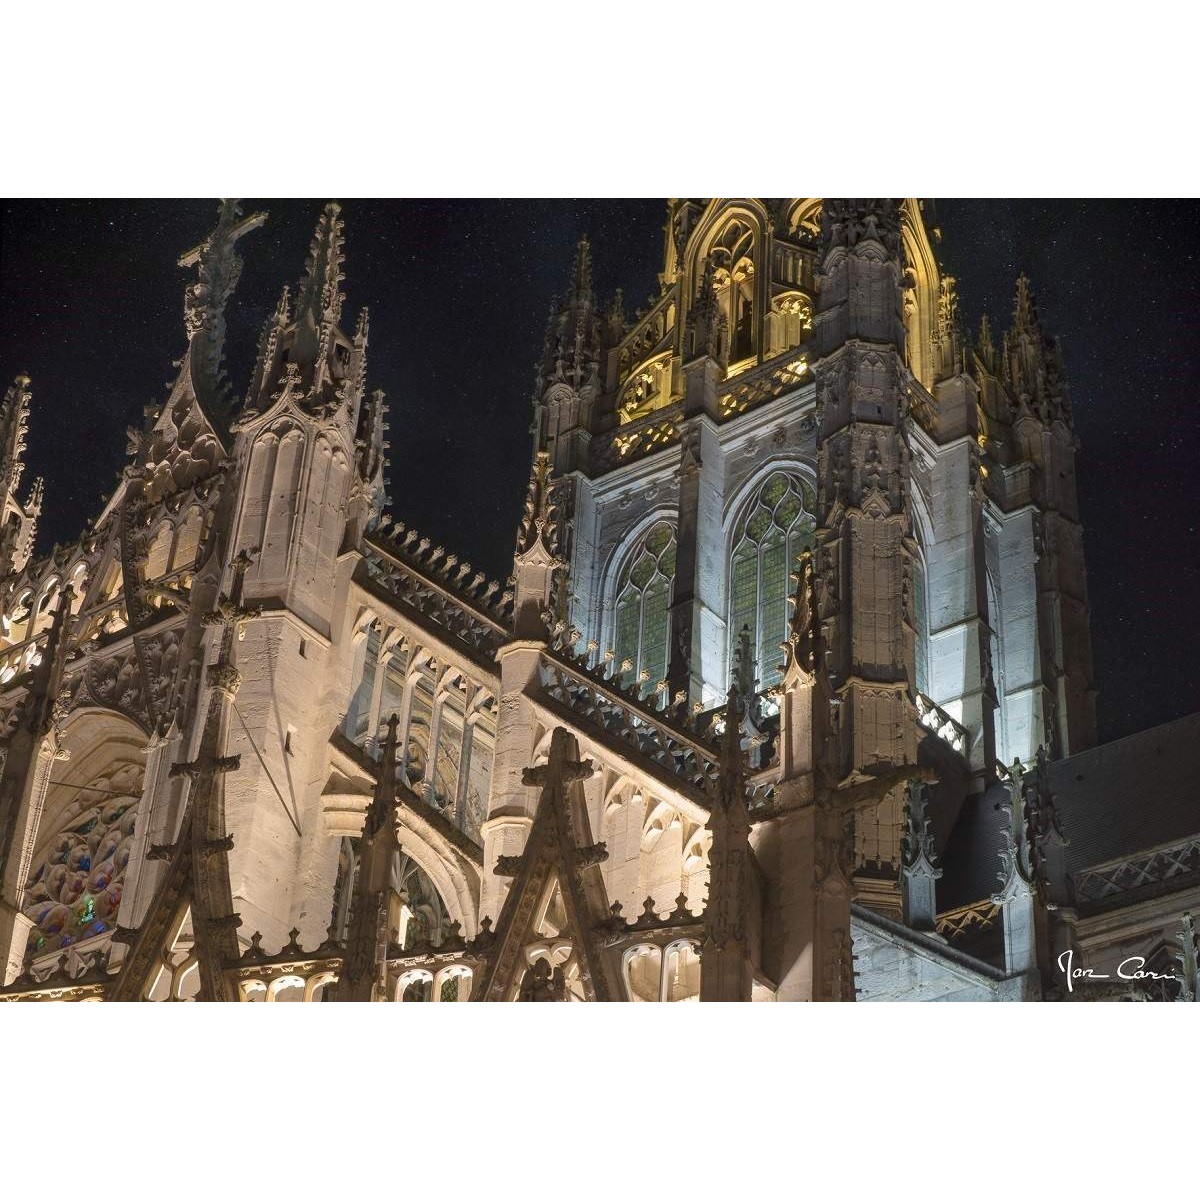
613 522 676 696
728 473 816 691
22 762 145 959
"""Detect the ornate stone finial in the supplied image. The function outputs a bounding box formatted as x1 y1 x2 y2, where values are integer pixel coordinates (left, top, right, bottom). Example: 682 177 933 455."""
819 199 902 258
782 547 817 682
935 274 964 379
1024 745 1068 898
515 451 559 561
517 956 567 1002
976 313 996 372
1 374 32 497
700 686 753 1000
363 712 402 842
296 202 346 330
570 234 593 306
178 199 266 413
719 686 746 794
686 251 725 362
1012 274 1038 336
334 711 403 1001
1175 912 1198 1003
731 624 756 698
1 375 43 574
25 584 75 738
900 780 942 932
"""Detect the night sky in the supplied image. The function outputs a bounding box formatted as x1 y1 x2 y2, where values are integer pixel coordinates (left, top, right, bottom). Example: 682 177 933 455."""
1 199 1197 745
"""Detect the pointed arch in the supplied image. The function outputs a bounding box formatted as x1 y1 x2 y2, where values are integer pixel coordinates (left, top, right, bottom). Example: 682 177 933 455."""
724 464 817 692
604 517 677 697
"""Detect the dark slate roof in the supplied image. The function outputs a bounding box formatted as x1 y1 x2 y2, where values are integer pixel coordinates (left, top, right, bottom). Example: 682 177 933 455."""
936 779 1009 909
1049 711 1200 873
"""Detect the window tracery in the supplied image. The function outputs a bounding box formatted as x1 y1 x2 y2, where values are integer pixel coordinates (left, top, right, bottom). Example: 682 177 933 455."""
728 472 816 692
617 354 670 424
22 761 145 958
766 291 813 359
340 623 495 845
707 223 757 366
612 522 676 697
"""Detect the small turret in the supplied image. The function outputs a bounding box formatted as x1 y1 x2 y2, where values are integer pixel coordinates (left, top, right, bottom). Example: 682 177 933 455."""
1000 275 1071 426
536 235 602 396
245 203 362 421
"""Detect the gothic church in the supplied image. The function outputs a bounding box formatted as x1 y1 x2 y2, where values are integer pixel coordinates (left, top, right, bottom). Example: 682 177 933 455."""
1 199 1196 1002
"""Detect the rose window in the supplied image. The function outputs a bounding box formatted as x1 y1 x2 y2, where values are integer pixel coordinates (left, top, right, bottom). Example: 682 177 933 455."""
22 763 144 958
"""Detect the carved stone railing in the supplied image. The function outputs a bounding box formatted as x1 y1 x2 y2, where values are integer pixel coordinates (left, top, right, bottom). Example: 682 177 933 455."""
595 894 702 951
1074 836 1200 908
361 540 508 666
228 927 344 1001
536 655 720 801
0 944 113 1002
718 354 814 421
617 289 676 384
0 630 44 689
935 898 1001 940
590 404 682 473
366 523 512 621
916 692 969 757
384 928 485 1001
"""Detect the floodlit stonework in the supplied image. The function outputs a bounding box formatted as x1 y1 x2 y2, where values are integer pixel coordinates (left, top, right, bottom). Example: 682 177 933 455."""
0 198 1195 1002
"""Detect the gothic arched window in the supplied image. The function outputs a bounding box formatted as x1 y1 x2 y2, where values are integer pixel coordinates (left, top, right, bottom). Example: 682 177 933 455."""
613 522 676 693
709 224 756 366
728 473 816 692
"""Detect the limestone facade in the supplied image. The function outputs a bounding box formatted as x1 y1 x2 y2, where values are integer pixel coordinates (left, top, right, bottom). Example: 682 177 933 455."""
0 199 1193 1002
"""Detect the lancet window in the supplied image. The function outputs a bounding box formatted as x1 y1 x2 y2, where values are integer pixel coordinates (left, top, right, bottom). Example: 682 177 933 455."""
341 621 496 844
728 473 816 692
708 223 757 366
612 522 676 696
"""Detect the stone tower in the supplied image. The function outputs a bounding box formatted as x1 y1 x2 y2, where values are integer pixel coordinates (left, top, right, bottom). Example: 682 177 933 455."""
3 199 1146 1008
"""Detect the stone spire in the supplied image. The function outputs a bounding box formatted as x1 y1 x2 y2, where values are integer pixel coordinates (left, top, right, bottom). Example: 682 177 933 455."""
900 780 942 932
0 375 42 576
1001 275 1070 426
700 688 754 1001
178 199 267 421
335 712 403 1002
536 235 602 396
274 202 351 406
975 313 996 374
247 284 291 408
510 450 562 639
295 202 347 337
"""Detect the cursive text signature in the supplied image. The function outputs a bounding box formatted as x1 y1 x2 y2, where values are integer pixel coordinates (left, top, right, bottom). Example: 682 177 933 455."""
1057 949 1178 993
